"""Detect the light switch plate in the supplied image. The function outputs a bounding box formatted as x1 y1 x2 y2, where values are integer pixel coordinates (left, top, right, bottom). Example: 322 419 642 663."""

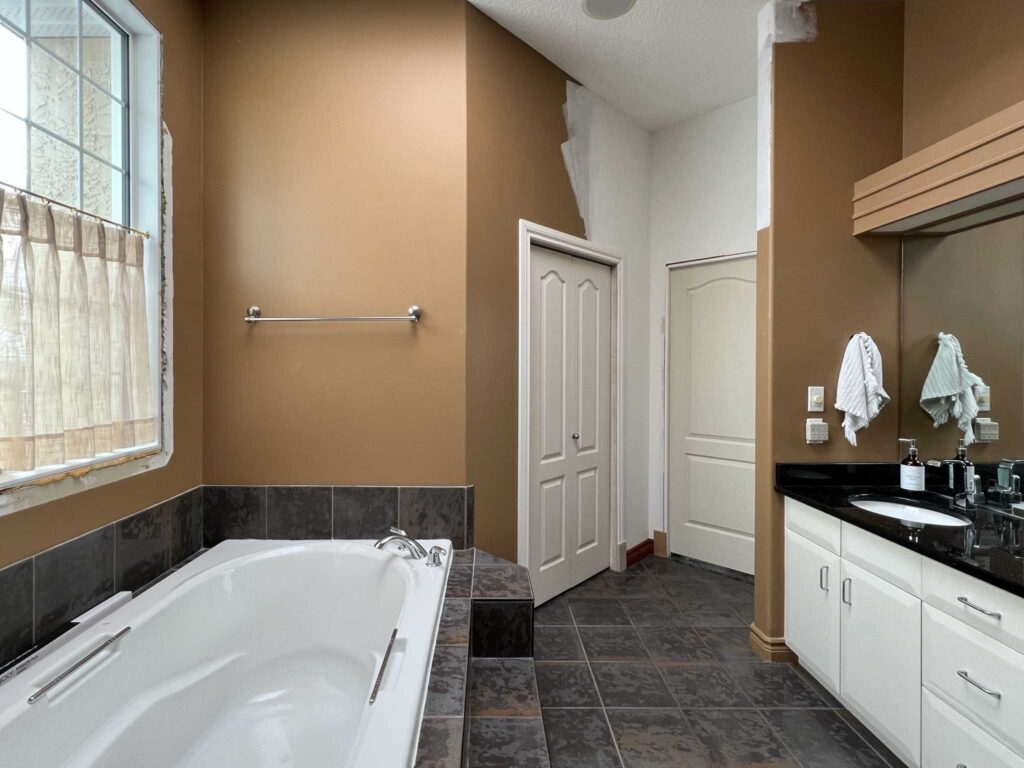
976 385 991 412
806 418 828 444
807 386 825 412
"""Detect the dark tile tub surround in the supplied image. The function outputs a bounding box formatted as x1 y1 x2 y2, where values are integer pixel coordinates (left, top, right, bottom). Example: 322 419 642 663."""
0 486 204 672
777 462 1024 599
333 486 397 538
267 486 331 539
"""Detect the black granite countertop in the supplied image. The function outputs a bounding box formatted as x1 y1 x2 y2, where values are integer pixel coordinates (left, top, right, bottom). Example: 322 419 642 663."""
777 463 1024 600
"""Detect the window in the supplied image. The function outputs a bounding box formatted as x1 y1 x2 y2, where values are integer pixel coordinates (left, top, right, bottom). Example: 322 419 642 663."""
0 0 129 222
0 0 166 505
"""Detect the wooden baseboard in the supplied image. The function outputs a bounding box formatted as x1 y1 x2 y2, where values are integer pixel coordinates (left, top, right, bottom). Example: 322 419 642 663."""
653 530 669 558
626 538 654 567
748 623 796 663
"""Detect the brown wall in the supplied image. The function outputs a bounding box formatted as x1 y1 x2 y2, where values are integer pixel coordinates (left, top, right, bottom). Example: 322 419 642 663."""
465 7 584 560
903 0 1024 155
901 218 1024 460
202 0 469 486
0 0 205 569
754 0 904 651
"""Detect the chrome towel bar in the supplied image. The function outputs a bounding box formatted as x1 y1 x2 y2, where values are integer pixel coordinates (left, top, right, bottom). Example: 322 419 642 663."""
27 626 131 704
244 305 422 324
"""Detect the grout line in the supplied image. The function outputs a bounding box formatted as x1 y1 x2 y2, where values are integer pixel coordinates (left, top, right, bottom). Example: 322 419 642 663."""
756 708 806 768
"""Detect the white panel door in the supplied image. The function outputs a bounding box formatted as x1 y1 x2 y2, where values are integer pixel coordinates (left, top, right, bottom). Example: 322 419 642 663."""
529 245 611 604
668 257 756 572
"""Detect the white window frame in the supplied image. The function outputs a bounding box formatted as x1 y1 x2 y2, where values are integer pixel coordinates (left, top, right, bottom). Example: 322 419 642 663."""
0 0 169 516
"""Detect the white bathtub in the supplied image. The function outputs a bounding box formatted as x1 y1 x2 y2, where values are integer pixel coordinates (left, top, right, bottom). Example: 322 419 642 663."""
0 538 452 768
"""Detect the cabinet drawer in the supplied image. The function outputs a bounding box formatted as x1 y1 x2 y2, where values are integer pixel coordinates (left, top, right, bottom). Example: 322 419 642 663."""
922 558 1024 656
784 497 841 554
842 522 922 597
923 689 1024 768
923 603 1024 756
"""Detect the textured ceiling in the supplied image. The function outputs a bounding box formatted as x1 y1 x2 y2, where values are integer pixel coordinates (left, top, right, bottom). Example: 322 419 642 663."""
468 0 764 131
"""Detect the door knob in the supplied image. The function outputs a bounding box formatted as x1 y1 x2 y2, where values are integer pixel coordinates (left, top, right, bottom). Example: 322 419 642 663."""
571 433 580 440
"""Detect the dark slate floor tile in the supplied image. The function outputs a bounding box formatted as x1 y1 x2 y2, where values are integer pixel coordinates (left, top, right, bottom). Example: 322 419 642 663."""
535 625 585 661
34 526 115 643
835 709 909 768
445 565 473 598
399 487 465 549
763 709 890 768
696 627 762 662
543 708 622 768
638 627 715 662
573 566 659 598
686 709 797 767
116 503 169 593
607 709 711 767
267 486 331 539
472 600 533 658
168 488 202 567
415 717 463 768
0 559 34 666
724 663 827 708
570 598 630 626
793 663 843 708
658 662 754 709
467 717 550 768
425 645 468 717
473 565 533 599
591 661 676 708
203 486 266 546
535 662 600 708
535 595 573 626
578 626 649 661
621 597 688 627
469 658 541 717
681 604 749 628
475 548 513 565
332 486 397 539
437 598 470 646
452 549 474 566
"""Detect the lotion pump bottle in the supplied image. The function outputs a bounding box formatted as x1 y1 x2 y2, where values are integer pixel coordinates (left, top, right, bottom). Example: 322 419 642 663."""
898 438 925 492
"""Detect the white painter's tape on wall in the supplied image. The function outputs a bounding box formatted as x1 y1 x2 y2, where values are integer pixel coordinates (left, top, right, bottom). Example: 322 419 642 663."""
562 82 593 237
756 0 817 232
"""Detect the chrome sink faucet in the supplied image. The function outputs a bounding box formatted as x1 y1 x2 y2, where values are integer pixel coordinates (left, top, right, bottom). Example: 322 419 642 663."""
374 527 429 559
927 455 983 511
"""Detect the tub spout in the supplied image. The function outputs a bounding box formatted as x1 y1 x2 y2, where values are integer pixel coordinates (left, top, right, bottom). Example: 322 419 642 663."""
374 527 429 559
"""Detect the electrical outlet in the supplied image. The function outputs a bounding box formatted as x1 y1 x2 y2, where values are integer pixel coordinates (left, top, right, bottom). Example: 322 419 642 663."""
807 386 825 412
806 418 829 444
976 385 991 412
975 418 999 442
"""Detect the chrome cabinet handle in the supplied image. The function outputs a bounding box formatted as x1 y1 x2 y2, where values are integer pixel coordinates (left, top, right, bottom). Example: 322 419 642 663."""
819 565 829 592
28 626 131 704
841 577 852 605
957 596 1002 620
957 669 1001 699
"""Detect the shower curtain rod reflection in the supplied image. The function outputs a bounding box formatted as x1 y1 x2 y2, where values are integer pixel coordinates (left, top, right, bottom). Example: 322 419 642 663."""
244 305 423 324
0 180 152 240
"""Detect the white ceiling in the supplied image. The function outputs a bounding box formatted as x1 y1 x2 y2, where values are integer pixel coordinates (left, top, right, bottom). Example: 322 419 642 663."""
468 0 764 131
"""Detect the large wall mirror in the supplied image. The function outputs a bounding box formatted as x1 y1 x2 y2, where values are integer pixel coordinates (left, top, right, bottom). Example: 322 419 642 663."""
901 214 1024 462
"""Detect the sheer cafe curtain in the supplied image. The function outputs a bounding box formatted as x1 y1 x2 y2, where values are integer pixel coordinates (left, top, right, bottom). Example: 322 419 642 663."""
0 189 155 478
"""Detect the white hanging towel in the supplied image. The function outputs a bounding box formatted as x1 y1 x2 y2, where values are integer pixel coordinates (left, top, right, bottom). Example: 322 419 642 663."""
920 332 985 445
835 332 890 446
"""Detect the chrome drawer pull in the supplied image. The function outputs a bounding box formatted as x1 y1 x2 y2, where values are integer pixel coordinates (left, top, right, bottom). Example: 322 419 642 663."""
819 565 829 592
957 669 1001 699
956 596 1002 620
27 626 131 705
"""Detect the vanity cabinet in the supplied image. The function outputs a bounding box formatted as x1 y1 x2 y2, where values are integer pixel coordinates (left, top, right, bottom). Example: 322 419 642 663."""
784 495 1024 768
839 559 921 765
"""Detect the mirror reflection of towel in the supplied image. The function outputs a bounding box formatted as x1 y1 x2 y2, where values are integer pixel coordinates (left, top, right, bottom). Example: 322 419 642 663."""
919 332 985 445
835 332 890 446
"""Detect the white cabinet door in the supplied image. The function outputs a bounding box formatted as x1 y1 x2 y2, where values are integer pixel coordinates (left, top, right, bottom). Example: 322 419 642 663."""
922 688 1024 768
840 559 922 767
785 528 841 695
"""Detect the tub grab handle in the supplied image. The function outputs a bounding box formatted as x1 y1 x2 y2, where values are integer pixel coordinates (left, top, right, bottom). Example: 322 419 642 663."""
369 628 398 705
28 626 131 705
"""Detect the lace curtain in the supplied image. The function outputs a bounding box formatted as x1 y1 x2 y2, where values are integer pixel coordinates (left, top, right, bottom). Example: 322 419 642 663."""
0 190 155 475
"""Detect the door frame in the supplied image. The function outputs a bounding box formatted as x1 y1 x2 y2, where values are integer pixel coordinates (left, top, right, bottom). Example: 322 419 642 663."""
517 219 626 573
663 251 756 556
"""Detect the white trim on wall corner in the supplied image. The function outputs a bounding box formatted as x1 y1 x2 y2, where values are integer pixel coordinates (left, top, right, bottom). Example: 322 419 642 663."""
516 220 626 573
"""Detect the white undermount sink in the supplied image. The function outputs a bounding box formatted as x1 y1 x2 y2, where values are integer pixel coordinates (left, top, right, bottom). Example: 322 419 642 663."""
849 498 971 527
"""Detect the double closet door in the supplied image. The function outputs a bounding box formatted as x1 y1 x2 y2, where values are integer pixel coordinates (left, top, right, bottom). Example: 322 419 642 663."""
529 245 612 604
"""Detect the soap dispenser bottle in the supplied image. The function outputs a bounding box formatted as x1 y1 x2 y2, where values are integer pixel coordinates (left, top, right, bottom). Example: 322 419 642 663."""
898 438 925 492
949 438 974 496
